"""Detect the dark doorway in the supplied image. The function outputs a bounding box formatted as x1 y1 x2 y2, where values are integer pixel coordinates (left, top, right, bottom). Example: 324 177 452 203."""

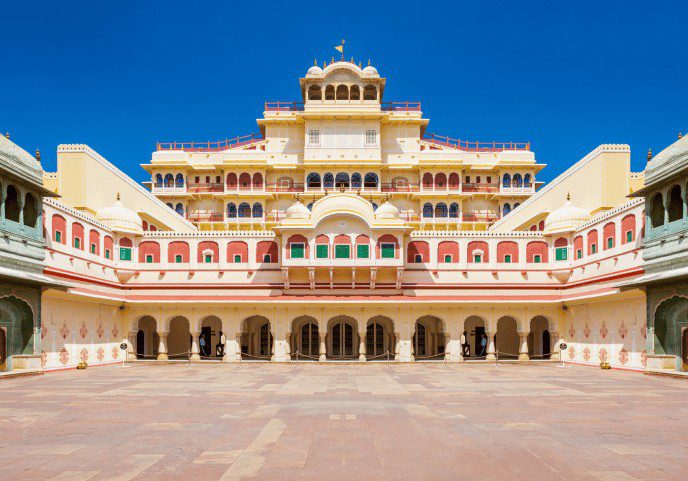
542 330 551 359
474 326 485 356
136 330 144 359
682 329 688 368
201 326 212 357
0 328 6 371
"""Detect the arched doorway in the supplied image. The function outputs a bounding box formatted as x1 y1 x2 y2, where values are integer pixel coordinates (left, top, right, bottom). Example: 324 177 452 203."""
0 328 6 371
654 296 688 370
529 316 551 359
682 328 688 371
464 316 486 358
201 316 222 358
135 316 157 359
414 316 444 359
0 296 35 371
366 316 395 358
328 316 357 359
168 316 191 359
242 316 272 359
136 330 144 358
290 316 319 359
496 316 519 359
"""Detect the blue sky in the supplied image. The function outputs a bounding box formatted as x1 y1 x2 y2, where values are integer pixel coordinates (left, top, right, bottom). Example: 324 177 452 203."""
2 0 685 184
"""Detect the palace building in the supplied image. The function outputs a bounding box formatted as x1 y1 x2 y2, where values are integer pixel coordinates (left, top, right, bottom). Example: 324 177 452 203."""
2 59 685 374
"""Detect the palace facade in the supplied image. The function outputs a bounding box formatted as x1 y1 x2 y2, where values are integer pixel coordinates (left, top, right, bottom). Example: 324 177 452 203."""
2 59 684 374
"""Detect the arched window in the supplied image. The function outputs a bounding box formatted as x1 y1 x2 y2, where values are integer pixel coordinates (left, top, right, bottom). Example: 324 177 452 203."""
23 193 37 227
226 173 238 188
335 84 349 100
252 203 263 218
449 202 459 218
350 85 360 100
335 172 350 188
154 174 163 187
363 84 377 100
175 203 184 216
422 173 433 189
227 203 237 218
252 173 263 189
364 172 378 188
514 202 520 209
175 173 184 188
650 193 664 228
164 174 174 187
308 85 322 100
166 202 173 209
351 172 362 188
435 173 447 189
371 202 378 210
524 173 532 186
238 202 251 218
435 202 448 218
503 203 511 216
325 85 335 100
448 173 460 189
422 203 433 218
306 172 321 188
239 173 251 189
323 172 334 189
668 185 682 222
307 202 313 211
502 173 511 187
513 173 523 187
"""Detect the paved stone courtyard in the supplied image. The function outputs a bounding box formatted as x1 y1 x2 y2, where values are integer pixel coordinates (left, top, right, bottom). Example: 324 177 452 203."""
1 363 687 481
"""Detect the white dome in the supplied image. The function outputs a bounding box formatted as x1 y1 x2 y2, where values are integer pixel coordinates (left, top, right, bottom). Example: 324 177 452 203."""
286 200 310 219
96 194 143 235
543 195 590 236
374 200 399 219
362 65 378 76
306 65 323 76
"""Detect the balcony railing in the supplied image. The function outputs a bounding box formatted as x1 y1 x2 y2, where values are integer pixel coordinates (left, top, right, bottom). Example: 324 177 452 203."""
156 133 263 152
422 133 530 152
381 101 421 111
462 182 500 193
462 213 500 222
381 183 420 193
266 183 305 193
186 213 224 222
264 101 305 111
187 182 224 193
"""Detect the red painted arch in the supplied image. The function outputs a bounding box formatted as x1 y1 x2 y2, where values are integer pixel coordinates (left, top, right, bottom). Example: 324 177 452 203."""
497 241 518 263
438 241 459 263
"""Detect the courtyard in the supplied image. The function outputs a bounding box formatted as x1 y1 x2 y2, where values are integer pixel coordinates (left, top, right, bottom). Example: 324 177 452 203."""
1 364 687 481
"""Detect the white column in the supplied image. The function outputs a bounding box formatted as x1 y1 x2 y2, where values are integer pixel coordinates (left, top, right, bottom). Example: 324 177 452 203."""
319 332 326 362
359 332 366 362
157 332 168 360
518 332 530 361
126 331 136 361
486 331 496 361
190 330 200 361
550 331 561 361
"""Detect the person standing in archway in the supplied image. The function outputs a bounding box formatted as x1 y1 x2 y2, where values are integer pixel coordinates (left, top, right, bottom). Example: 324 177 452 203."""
479 333 487 358
217 330 225 357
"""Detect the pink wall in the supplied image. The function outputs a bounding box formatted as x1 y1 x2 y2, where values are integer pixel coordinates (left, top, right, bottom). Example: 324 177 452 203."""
138 241 161 263
621 214 636 244
256 241 278 263
227 241 248 262
526 241 548 263
407 241 430 263
52 214 66 244
438 241 459 263
497 241 518 263
467 241 489 263
168 241 190 263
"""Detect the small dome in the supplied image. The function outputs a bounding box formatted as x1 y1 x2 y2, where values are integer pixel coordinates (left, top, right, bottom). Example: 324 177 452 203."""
362 65 378 76
543 195 590 236
286 200 310 219
96 194 143 235
306 65 323 76
0 134 43 186
375 200 399 219
645 135 688 187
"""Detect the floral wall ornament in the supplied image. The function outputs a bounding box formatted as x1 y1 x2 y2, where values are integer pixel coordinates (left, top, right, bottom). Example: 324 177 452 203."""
618 321 627 339
583 347 591 361
568 346 576 360
111 324 119 339
97 347 105 362
640 325 647 339
59 321 70 339
79 321 88 339
41 325 48 340
41 350 47 368
97 321 104 338
640 350 647 367
112 346 119 360
568 324 575 338
599 347 608 363
59 348 69 365
600 321 608 339
583 321 590 338
618 348 628 365
80 348 89 363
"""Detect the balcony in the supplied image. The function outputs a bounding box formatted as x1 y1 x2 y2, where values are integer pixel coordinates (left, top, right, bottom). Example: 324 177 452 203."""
266 183 305 193
186 213 224 223
462 182 500 193
156 133 263 152
381 183 420 193
422 133 530 152
381 101 421 111
462 213 500 222
500 184 535 195
188 182 224 193
264 101 305 111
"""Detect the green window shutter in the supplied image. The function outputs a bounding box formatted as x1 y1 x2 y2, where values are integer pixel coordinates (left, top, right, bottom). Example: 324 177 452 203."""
474 255 482 263
444 254 452 263
233 254 241 263
356 244 369 259
607 238 613 249
290 243 305 259
105 249 110 259
175 254 182 263
626 231 633 243
74 238 80 249
555 247 568 261
576 249 582 259
381 243 395 259
120 247 131 261
263 254 272 263
90 243 96 254
504 254 511 263
591 244 597 254
205 254 212 263
316 244 328 259
145 255 153 263
534 255 541 263
55 231 62 243
335 244 350 259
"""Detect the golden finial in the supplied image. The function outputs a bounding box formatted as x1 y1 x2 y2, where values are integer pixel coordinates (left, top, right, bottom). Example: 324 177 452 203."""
566 192 571 201
330 56 334 64
680 132 683 139
323 61 326 69
4 132 9 140
350 56 354 63
35 148 41 162
367 59 371 66
116 191 121 201
295 193 300 202
339 185 345 193
314 58 317 66
647 148 652 162
357 189 361 196
385 193 390 202
358 61 362 68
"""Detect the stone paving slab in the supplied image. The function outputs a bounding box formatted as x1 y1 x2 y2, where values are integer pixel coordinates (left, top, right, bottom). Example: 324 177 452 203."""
0 364 686 480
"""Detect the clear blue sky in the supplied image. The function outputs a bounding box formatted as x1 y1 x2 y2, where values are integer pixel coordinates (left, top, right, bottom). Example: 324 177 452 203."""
2 0 685 184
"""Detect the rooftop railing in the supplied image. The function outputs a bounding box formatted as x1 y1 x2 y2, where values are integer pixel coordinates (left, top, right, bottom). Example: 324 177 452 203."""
462 213 501 222
422 133 530 152
462 182 500 193
264 101 305 111
156 133 264 152
266 183 305 193
381 183 420 193
381 101 421 111
187 182 224 193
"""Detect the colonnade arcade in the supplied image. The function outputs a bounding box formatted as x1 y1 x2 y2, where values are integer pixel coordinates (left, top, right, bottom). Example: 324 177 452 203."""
127 308 561 362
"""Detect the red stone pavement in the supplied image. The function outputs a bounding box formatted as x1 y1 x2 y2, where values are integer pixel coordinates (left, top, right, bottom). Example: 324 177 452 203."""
0 363 686 480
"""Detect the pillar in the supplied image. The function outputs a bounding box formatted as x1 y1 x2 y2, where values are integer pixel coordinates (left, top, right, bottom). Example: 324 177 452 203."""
190 330 200 361
444 333 462 362
157 332 168 360
319 332 326 362
234 332 242 361
126 331 136 361
486 331 496 361
518 332 530 361
359 332 366 362
550 331 561 361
